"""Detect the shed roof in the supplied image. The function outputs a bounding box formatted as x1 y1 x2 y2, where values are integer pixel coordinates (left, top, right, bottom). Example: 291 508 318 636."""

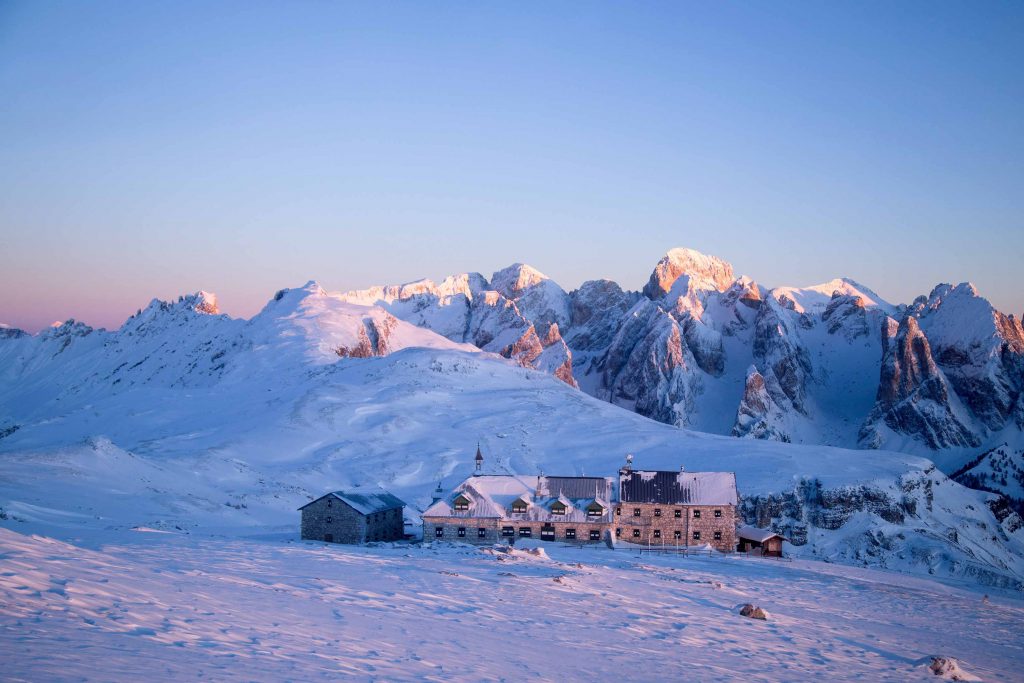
619 469 737 506
737 525 788 543
298 487 406 515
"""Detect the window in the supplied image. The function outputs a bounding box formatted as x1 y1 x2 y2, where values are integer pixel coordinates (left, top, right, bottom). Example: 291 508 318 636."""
589 529 601 541
714 531 722 540
457 527 466 537
693 509 701 519
714 509 722 518
511 501 528 514
541 526 555 541
565 528 577 540
616 507 621 516
674 509 682 518
587 506 603 518
501 526 515 537
654 508 662 517
454 497 470 511
478 528 487 538
693 531 701 541
325 517 332 524
435 527 444 538
551 503 566 516
632 529 641 538
327 499 332 508
615 528 622 538
519 527 532 538
654 529 662 539
633 508 641 517
674 530 681 540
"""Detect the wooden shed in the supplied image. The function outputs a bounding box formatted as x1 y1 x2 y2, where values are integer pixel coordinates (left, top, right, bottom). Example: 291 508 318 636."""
737 525 788 557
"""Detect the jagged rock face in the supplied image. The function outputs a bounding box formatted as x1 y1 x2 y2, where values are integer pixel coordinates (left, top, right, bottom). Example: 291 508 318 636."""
0 326 28 340
752 298 812 414
642 247 734 299
913 283 1024 433
600 300 697 426
566 280 638 353
490 263 571 332
732 366 789 441
859 316 979 450
822 293 871 338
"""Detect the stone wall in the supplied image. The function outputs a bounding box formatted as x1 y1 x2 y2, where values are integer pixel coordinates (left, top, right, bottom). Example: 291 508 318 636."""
424 517 609 545
612 503 736 551
301 496 404 544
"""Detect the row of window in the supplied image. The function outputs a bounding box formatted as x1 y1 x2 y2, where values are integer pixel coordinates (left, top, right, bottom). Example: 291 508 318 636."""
618 507 723 518
614 528 722 541
434 526 603 540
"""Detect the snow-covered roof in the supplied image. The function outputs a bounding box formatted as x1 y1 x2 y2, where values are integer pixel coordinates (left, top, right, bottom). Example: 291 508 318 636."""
737 525 787 543
423 475 614 523
299 488 406 515
619 469 737 506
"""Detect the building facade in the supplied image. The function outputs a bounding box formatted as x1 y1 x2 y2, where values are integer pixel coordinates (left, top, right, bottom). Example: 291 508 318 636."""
422 475 615 545
423 464 739 551
300 488 406 544
616 467 738 552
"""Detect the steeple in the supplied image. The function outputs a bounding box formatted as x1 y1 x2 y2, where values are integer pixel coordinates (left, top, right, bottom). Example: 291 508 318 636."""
475 442 483 472
431 481 444 505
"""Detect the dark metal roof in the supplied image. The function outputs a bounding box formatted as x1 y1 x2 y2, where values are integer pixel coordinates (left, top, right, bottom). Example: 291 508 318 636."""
618 469 737 506
538 476 613 500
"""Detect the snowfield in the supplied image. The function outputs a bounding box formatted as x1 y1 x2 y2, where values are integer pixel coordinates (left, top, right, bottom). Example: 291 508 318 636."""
1 525 1021 682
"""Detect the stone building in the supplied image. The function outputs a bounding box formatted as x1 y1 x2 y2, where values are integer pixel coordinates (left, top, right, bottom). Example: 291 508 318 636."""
300 487 406 544
616 466 738 552
422 474 615 545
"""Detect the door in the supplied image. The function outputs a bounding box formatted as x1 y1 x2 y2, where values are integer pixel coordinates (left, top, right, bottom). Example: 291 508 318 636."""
324 533 334 543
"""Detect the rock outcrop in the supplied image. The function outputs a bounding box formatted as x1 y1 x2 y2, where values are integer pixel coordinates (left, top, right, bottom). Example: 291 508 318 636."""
859 316 979 450
732 366 790 441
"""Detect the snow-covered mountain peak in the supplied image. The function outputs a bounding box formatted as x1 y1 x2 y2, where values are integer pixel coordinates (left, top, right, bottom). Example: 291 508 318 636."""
643 248 735 300
490 263 552 298
770 278 894 315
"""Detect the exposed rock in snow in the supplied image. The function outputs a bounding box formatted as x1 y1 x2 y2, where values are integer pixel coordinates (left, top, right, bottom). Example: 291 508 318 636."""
918 655 982 681
860 316 980 450
738 603 769 620
953 443 1024 517
0 324 28 340
752 297 812 415
732 366 790 442
490 263 571 332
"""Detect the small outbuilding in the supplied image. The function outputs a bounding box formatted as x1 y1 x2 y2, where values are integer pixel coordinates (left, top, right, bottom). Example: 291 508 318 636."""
299 487 406 544
737 525 788 557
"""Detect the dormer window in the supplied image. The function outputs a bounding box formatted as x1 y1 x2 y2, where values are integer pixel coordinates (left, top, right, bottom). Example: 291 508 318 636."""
453 495 471 512
511 499 529 514
551 502 567 516
586 503 604 518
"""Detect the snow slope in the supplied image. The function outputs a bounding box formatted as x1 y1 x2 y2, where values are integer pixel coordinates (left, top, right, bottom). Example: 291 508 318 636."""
0 527 1020 682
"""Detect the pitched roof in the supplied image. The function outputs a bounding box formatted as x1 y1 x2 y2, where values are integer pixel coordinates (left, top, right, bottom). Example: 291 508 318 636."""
422 474 615 523
298 487 406 515
737 525 788 543
619 469 737 506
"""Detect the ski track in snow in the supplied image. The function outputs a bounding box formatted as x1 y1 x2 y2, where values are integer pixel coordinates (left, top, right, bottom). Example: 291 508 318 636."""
1 525 1021 682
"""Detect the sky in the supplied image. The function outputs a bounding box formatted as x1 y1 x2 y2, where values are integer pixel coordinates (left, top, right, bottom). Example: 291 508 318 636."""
1 1 1022 332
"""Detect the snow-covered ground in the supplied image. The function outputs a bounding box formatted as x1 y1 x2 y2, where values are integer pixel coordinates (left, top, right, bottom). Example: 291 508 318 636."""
1 524 1021 682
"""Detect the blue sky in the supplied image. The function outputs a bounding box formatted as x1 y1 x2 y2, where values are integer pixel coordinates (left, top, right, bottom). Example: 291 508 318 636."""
1 1 1022 331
